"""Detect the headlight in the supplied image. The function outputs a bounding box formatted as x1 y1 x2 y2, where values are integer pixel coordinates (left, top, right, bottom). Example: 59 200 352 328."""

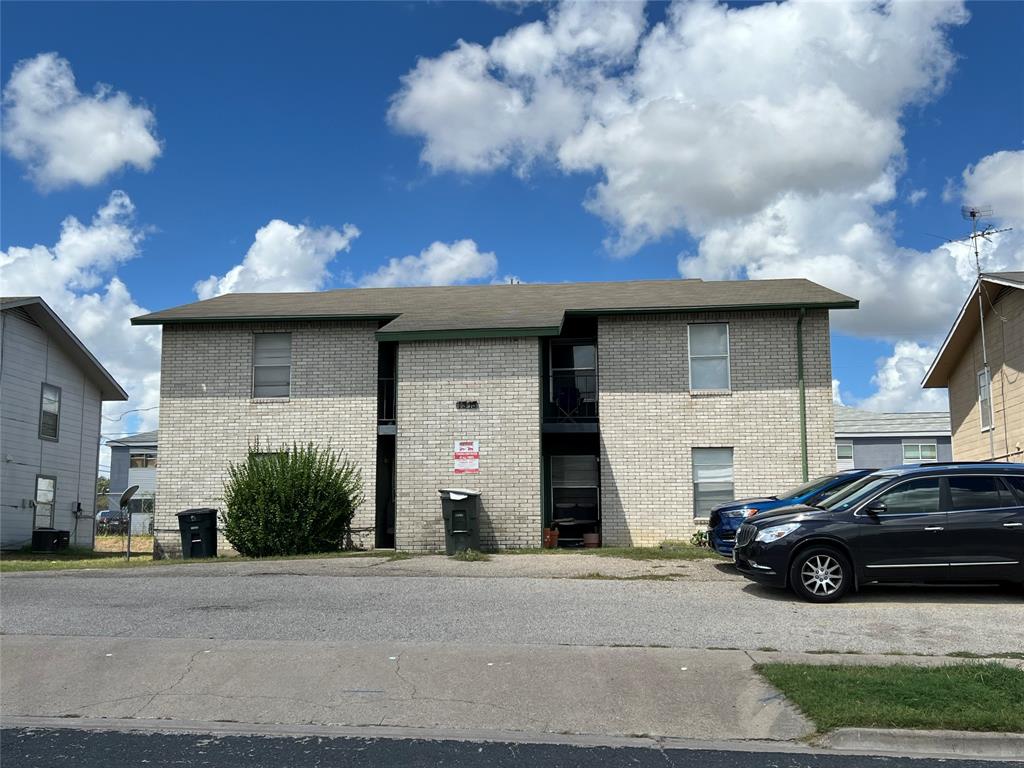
755 523 800 543
738 506 760 518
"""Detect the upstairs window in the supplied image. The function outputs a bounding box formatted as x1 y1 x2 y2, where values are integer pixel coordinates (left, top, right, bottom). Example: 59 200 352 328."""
253 333 291 398
39 383 61 441
688 323 730 391
129 452 158 468
693 448 734 517
978 370 993 431
549 341 597 419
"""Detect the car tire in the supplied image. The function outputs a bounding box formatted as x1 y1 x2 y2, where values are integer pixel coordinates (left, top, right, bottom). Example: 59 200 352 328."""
789 546 852 603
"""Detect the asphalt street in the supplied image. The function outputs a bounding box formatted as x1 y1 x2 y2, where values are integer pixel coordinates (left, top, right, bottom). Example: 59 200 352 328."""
3 728 1018 768
2 559 1021 654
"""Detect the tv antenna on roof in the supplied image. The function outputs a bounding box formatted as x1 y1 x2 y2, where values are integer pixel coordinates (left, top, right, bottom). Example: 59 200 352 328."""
950 205 1013 460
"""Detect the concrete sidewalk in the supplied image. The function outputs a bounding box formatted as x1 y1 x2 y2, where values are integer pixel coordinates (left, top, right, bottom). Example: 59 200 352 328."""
0 635 809 741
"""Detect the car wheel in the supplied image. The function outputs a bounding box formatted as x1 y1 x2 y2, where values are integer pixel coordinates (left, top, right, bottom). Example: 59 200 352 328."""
789 546 852 603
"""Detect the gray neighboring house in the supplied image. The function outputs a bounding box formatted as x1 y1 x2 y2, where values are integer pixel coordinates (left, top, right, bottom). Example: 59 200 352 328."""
106 430 158 534
1 297 128 550
834 406 952 470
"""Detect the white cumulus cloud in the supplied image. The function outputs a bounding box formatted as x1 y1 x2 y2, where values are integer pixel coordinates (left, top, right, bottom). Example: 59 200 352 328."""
194 220 360 299
359 239 498 287
0 192 162 468
856 341 950 413
2 52 161 189
961 150 1024 223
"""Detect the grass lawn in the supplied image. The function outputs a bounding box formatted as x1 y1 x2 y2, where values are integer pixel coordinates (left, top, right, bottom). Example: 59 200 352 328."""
0 547 410 573
757 662 1024 734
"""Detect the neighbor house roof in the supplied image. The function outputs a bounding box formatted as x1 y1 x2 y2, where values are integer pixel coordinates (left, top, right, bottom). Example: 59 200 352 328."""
834 406 951 438
106 430 158 448
1 296 128 401
922 271 1024 388
132 278 857 340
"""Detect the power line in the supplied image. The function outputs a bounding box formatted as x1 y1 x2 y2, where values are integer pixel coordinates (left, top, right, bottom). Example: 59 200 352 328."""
102 406 159 422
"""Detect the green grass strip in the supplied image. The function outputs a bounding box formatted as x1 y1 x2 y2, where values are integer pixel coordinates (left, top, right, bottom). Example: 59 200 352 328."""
757 662 1024 733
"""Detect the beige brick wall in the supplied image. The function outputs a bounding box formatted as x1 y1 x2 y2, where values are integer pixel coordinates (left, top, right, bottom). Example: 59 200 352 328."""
598 309 835 546
948 289 1023 461
395 337 542 551
154 320 378 557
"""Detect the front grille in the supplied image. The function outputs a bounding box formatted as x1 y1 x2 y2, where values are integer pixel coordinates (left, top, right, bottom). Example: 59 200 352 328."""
736 523 756 547
720 531 736 542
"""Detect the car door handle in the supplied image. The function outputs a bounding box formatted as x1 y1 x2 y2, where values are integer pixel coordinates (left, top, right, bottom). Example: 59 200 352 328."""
924 526 944 531
1004 523 1024 528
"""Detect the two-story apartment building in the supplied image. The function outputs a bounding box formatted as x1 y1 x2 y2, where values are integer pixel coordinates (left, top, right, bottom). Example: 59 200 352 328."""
133 278 856 556
1 297 128 550
923 271 1023 462
106 430 158 533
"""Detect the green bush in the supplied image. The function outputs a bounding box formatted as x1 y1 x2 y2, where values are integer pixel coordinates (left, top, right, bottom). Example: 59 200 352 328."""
222 443 364 558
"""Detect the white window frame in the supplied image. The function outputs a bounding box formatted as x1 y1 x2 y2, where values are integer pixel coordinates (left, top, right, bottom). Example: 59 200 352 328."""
687 323 731 393
252 332 292 399
34 475 56 529
38 383 61 441
977 369 993 431
902 441 937 464
836 441 854 461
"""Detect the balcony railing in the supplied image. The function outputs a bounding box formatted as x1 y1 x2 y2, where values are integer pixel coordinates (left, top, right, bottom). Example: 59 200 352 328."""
546 371 598 422
378 377 396 424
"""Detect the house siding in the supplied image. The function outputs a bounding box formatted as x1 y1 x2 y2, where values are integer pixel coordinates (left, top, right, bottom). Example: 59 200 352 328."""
395 337 542 552
153 320 378 557
597 309 835 546
947 289 1024 461
0 309 102 549
838 436 953 468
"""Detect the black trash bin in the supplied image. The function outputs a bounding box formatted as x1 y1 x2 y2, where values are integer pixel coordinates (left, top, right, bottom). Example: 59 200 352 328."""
175 508 218 558
438 489 481 555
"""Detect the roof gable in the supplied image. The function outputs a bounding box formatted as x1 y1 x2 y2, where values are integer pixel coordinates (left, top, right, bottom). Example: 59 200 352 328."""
1 296 128 401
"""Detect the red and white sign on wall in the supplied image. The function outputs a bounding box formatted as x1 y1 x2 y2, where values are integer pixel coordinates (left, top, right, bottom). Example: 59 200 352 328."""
453 440 480 474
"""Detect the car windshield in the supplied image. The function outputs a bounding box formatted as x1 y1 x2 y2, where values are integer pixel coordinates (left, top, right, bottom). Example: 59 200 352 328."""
819 473 899 512
777 473 844 501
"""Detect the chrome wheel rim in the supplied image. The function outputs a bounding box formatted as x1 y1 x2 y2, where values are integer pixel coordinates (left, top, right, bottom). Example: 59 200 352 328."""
801 554 843 596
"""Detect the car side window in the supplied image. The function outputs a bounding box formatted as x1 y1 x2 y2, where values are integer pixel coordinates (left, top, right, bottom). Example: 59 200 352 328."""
1002 476 1024 506
875 478 941 515
948 476 1013 511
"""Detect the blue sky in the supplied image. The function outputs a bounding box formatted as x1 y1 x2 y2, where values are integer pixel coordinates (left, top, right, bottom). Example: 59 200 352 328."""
2 1 1023 456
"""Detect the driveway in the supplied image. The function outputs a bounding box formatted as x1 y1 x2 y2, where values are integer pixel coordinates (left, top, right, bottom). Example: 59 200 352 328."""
1 555 1021 654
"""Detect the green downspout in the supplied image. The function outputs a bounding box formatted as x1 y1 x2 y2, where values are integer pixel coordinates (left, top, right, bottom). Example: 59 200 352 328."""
797 308 808 481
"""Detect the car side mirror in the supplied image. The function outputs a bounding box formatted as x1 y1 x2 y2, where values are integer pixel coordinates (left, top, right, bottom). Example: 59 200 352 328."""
864 500 887 516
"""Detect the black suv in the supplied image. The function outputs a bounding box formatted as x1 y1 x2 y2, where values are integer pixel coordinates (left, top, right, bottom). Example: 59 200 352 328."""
733 463 1024 602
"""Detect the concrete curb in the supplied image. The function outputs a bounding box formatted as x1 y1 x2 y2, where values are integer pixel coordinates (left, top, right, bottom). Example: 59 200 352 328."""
818 727 1024 761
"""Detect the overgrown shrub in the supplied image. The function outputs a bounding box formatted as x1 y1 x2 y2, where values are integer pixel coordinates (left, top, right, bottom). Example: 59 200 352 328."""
222 443 364 557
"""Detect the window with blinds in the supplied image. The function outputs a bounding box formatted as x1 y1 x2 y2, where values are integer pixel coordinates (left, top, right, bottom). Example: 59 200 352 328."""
253 333 292 398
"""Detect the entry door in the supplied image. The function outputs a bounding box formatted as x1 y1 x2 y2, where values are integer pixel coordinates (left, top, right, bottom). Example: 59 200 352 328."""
943 475 1024 583
855 477 949 581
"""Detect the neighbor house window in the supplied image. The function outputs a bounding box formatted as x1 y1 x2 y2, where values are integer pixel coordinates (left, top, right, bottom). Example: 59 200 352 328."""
836 441 854 469
39 383 61 441
693 448 734 517
978 370 993 430
34 475 56 529
129 452 158 468
902 442 937 463
253 333 291 398
688 323 730 391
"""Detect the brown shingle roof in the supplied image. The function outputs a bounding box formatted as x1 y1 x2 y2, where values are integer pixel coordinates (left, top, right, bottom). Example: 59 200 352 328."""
132 278 857 339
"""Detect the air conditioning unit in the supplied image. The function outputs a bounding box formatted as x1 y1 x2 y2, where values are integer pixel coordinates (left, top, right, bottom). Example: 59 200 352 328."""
31 529 70 553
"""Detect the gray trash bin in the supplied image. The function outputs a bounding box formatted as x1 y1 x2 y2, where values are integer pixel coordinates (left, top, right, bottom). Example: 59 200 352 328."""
176 508 218 559
438 489 481 555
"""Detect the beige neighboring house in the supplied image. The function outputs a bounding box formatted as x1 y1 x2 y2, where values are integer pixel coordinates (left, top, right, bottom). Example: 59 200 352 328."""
923 271 1023 462
133 278 856 556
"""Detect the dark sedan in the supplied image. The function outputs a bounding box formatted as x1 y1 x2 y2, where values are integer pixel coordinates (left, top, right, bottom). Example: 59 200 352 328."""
733 463 1024 602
